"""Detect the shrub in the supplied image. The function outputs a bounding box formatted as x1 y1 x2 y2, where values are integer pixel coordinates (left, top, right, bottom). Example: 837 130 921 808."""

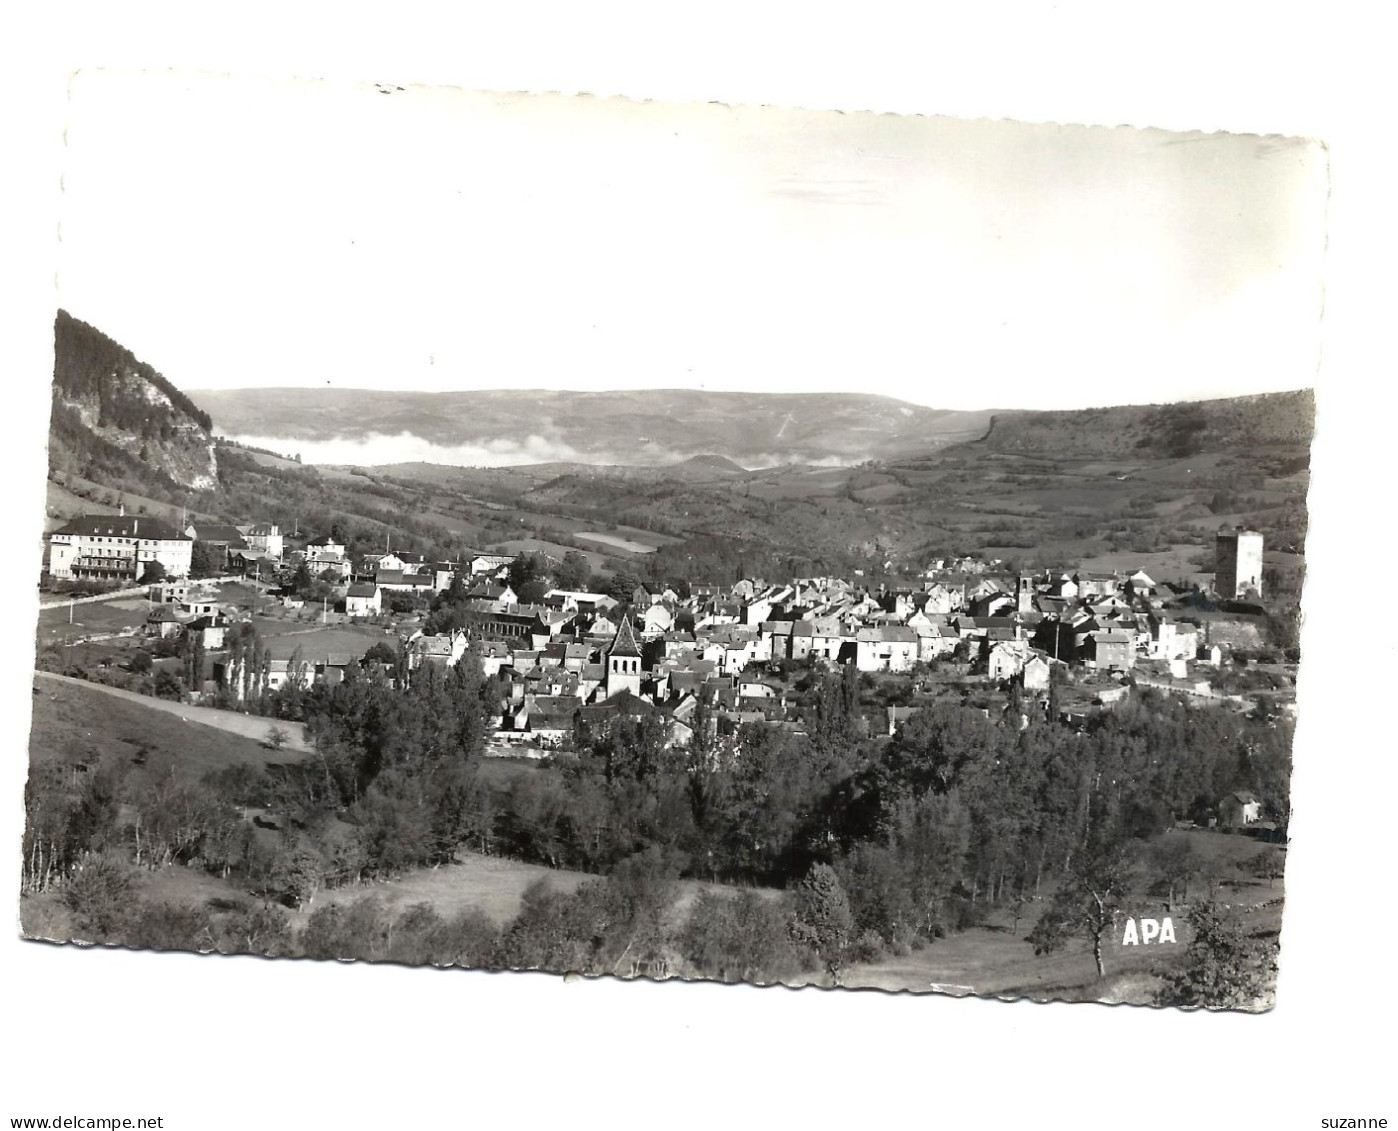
64 853 141 940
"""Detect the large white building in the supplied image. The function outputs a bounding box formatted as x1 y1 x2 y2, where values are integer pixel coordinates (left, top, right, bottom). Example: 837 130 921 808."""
1215 528 1264 599
48 514 193 581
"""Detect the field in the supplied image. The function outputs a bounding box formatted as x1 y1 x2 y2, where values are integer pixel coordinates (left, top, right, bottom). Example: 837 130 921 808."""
294 852 593 927
248 618 394 660
615 524 682 546
28 673 311 779
36 596 150 642
575 531 658 554
267 852 765 939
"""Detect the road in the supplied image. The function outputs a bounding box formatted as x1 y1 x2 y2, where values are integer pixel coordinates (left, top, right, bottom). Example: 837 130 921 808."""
33 670 312 752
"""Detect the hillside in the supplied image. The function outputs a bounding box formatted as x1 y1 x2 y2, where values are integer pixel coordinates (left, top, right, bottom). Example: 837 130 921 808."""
190 387 994 466
976 390 1315 463
372 386 1314 587
49 310 219 495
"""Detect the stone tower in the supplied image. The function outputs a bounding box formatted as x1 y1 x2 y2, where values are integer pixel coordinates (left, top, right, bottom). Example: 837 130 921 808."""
1016 574 1035 616
1215 528 1264 599
605 613 643 698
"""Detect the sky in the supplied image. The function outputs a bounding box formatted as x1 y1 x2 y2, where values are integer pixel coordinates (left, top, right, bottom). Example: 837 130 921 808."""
56 70 1329 412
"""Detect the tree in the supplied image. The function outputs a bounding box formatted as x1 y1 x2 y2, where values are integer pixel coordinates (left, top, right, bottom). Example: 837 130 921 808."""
128 649 153 675
807 665 864 762
555 551 591 592
436 907 499 968
1245 847 1286 889
152 670 184 701
790 863 855 985
1155 902 1277 1009
507 551 546 594
126 901 215 952
140 560 167 584
270 840 328 909
1148 835 1201 907
299 903 351 960
516 579 548 605
215 901 292 957
1027 839 1137 979
606 569 643 604
362 641 398 667
265 724 290 751
679 890 799 984
190 541 221 578
64 853 141 940
290 561 313 595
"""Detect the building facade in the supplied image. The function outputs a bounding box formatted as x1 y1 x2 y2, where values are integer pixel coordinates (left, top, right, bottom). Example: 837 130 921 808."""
1215 528 1264 599
241 523 284 559
48 514 193 581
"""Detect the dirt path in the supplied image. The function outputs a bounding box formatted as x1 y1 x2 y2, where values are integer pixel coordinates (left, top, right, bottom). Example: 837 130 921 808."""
33 671 311 752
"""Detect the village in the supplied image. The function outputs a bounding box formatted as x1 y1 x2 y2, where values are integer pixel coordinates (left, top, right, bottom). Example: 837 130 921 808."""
38 511 1292 829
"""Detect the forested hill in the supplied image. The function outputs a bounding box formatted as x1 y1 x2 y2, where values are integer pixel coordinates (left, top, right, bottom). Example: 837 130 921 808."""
191 387 993 466
49 310 218 492
972 390 1314 462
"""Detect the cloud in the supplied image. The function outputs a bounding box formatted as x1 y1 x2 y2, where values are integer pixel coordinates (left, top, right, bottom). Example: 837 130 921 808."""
226 431 869 471
227 431 598 468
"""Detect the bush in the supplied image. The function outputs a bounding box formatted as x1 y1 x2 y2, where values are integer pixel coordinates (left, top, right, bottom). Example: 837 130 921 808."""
64 853 141 940
125 901 214 951
210 900 294 957
152 671 184 700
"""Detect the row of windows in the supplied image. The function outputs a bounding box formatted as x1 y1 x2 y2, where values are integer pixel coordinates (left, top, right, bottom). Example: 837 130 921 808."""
59 535 189 547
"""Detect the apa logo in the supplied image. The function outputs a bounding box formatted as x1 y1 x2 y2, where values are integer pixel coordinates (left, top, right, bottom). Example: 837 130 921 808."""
1121 917 1177 946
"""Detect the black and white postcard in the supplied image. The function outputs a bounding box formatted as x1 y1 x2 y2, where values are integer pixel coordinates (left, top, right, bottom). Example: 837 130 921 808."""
22 71 1327 1017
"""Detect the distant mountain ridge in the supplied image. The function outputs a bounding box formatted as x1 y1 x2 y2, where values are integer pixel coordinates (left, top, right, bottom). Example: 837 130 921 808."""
49 311 218 492
975 390 1315 459
190 387 993 467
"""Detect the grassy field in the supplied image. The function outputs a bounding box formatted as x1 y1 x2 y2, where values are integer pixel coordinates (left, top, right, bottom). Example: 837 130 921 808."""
36 596 150 642
292 852 593 928
249 618 395 660
576 531 658 554
614 524 682 548
28 675 309 783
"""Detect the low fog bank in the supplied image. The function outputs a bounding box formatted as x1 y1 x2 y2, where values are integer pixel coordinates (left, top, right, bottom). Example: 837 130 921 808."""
224 431 867 471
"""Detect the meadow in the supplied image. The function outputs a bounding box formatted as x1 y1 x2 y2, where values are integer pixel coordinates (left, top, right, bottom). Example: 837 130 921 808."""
28 674 311 783
575 531 658 554
36 596 150 642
